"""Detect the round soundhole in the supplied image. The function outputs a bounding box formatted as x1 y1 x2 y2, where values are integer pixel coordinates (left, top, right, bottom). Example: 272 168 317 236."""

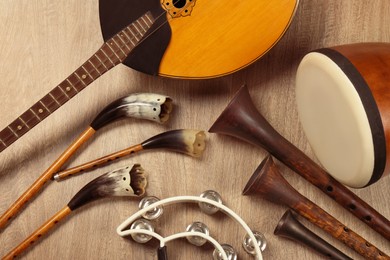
173 0 186 8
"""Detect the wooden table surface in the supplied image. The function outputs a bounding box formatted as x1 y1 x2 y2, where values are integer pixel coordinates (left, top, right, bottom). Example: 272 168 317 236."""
0 1 389 259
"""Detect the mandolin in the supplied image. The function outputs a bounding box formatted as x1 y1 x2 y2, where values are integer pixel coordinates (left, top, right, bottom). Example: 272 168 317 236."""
0 0 298 153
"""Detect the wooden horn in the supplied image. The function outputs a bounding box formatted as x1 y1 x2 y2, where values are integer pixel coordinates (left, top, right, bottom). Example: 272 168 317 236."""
2 164 147 260
274 210 352 260
209 85 390 241
0 93 172 230
243 156 389 259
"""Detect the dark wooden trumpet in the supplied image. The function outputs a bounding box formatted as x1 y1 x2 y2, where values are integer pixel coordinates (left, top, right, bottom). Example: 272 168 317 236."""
274 210 352 260
209 85 390 241
243 156 389 259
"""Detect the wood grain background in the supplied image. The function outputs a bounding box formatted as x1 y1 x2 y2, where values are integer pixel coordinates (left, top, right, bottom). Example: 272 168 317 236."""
0 0 389 259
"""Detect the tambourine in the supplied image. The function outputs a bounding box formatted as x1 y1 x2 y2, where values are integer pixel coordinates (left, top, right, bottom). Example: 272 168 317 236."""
296 42 390 188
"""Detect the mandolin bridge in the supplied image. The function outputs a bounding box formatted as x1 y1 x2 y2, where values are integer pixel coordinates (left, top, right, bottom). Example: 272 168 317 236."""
161 0 196 18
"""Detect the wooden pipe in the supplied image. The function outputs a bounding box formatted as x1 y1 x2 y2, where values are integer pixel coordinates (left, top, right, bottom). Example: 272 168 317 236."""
53 129 206 180
243 156 389 259
209 85 390 241
274 210 352 260
2 164 147 260
0 93 172 229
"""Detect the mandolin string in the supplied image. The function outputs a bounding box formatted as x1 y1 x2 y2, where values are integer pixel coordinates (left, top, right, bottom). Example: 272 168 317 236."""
2 1 190 141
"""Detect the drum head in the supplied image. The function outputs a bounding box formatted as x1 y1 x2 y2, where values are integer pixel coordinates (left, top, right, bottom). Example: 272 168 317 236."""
295 49 386 188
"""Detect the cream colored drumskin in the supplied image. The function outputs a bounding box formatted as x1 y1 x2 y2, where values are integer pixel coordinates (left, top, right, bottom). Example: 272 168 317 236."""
296 52 374 188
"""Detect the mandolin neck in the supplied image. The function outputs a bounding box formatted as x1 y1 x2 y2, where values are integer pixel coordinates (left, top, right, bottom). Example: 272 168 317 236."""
0 11 155 153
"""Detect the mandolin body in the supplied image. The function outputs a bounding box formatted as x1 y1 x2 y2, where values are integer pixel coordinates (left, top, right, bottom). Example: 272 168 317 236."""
100 0 299 79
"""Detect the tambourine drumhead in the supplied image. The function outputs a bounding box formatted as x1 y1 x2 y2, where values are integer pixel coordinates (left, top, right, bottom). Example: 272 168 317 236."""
296 50 385 188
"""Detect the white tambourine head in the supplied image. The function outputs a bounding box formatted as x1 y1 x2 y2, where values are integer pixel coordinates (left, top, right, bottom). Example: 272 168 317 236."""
296 52 374 188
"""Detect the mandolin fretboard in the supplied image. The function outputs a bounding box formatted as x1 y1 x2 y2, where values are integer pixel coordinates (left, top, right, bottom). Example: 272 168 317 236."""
0 11 155 153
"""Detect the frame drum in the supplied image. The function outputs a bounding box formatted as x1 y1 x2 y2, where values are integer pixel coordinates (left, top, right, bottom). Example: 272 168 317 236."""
296 43 390 188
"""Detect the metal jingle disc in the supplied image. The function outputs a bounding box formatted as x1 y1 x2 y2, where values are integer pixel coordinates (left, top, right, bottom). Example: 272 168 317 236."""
198 190 223 215
139 196 163 220
242 231 267 255
130 219 155 243
185 222 210 246
212 244 237 260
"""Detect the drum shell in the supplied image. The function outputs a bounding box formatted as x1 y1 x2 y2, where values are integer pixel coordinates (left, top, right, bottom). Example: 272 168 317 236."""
296 43 390 187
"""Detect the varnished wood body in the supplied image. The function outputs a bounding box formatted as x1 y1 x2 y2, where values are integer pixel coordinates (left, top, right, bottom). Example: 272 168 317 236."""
101 0 299 78
243 156 389 259
209 85 390 241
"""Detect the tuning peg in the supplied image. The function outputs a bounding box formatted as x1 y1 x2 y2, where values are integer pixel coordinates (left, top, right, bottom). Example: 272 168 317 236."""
130 219 154 243
198 190 222 215
212 244 237 260
185 222 210 246
138 196 163 220
242 230 267 254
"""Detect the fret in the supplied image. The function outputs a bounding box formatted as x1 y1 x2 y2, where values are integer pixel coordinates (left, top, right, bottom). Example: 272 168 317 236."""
49 93 62 106
22 109 41 127
144 13 153 25
0 137 6 147
9 118 30 137
41 94 59 112
94 53 110 71
136 20 147 33
31 102 51 120
67 73 85 92
18 116 30 129
121 31 136 47
0 11 155 152
126 26 140 41
141 16 151 27
65 78 79 93
88 59 103 76
111 37 128 55
114 34 131 52
75 67 94 86
132 23 143 37
81 64 96 80
39 99 53 112
0 128 17 145
57 85 71 100
7 125 19 138
105 42 123 61
29 108 42 121
74 72 88 87
100 47 117 66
